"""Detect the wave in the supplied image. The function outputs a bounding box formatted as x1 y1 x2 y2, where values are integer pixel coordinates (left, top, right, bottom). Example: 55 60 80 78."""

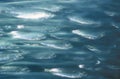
13 12 54 20
0 65 29 74
0 50 27 63
69 16 97 25
30 52 56 60
40 40 72 50
45 68 85 78
9 31 46 40
58 0 78 3
72 29 105 40
0 0 120 79
33 5 63 12
85 45 102 53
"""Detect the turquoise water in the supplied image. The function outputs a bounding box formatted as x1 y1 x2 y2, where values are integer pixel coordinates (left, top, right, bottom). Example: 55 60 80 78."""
0 0 120 79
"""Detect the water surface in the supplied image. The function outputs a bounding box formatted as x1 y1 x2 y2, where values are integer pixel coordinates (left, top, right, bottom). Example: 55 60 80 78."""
0 0 120 79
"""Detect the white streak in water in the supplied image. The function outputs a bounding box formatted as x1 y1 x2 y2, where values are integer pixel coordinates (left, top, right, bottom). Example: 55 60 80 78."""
72 30 104 40
104 11 116 17
34 5 63 12
96 60 101 65
85 45 102 53
17 25 24 29
15 12 54 20
45 68 84 78
69 17 96 25
58 0 78 3
79 64 84 68
9 31 46 40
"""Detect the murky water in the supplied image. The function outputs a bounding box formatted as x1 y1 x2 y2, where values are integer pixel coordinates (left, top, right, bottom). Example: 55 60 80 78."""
0 0 120 79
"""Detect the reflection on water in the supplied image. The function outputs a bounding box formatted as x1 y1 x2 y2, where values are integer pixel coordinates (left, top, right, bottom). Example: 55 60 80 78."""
0 0 120 79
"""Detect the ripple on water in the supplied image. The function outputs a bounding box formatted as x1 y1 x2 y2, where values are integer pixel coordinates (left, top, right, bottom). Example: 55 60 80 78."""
0 0 119 79
85 45 102 53
50 31 80 42
9 31 46 40
72 29 105 40
33 5 63 12
0 65 29 74
40 39 73 50
17 25 61 33
14 11 55 20
0 50 27 63
0 40 16 50
30 52 56 60
112 22 120 29
58 0 78 3
45 68 85 78
68 16 99 25
104 11 117 17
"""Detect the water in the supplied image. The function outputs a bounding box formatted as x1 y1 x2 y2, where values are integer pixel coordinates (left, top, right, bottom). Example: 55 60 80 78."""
0 0 120 79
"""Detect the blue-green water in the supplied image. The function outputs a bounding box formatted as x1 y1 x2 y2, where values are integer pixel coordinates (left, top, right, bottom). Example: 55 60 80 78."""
0 0 120 79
